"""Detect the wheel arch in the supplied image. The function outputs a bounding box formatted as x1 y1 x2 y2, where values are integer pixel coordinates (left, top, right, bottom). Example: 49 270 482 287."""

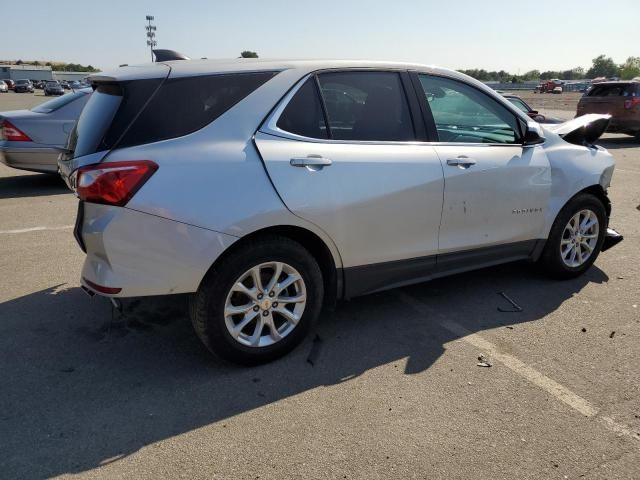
535 184 611 261
578 184 611 219
200 225 343 308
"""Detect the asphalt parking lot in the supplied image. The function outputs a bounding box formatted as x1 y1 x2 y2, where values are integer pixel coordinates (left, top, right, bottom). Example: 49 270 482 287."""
1 91 639 479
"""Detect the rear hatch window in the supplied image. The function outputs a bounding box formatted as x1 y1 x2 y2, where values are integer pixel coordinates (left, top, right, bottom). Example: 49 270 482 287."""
68 71 279 158
587 83 638 97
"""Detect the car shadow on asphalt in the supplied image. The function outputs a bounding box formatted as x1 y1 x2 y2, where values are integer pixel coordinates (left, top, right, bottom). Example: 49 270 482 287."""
0 262 608 477
0 172 70 199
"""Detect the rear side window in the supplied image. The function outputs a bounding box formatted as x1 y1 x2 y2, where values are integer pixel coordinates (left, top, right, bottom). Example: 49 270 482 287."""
318 71 415 141
69 71 277 158
588 84 637 97
120 71 278 148
276 79 328 139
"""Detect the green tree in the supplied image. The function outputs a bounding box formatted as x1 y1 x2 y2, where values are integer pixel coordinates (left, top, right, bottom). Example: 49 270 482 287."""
540 70 561 80
586 55 619 79
619 57 640 80
16 59 23 65
522 70 540 81
240 50 259 58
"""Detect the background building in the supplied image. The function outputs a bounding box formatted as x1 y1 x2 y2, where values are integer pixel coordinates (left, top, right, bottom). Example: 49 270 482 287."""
0 64 52 81
0 64 97 82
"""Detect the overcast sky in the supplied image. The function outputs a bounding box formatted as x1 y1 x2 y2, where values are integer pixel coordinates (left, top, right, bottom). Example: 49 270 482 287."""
2 0 637 72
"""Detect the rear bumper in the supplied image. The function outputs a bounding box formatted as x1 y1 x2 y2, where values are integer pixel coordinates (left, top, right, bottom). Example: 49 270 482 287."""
78 203 239 297
0 143 60 173
602 227 623 252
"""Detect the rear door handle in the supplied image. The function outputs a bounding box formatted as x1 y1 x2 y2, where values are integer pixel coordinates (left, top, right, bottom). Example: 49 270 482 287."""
446 156 476 169
290 156 332 169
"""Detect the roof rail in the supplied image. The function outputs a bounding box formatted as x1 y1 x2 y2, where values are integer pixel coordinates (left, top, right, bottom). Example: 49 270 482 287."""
152 49 191 62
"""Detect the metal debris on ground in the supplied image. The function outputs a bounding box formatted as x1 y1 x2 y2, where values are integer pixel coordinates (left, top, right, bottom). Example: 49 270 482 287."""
497 292 523 312
477 354 492 368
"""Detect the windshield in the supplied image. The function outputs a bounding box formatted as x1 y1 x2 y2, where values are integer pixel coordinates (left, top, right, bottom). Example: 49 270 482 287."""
31 91 88 113
16 80 29 85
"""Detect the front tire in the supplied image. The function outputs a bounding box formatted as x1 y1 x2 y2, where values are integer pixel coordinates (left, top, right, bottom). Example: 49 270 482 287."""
538 193 607 279
189 236 324 365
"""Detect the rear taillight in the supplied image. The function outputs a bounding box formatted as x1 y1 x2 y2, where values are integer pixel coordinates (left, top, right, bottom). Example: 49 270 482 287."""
1 120 31 141
83 278 122 295
74 160 158 206
624 97 640 110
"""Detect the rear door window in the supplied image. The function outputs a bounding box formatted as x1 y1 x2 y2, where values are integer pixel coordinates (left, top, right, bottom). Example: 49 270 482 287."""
276 79 328 139
317 71 415 141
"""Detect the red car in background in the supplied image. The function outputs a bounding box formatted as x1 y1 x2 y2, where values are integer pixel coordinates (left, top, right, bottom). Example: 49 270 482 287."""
3 79 15 90
577 80 640 141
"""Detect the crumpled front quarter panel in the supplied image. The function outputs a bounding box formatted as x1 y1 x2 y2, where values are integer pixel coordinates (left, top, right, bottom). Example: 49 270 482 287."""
542 132 615 236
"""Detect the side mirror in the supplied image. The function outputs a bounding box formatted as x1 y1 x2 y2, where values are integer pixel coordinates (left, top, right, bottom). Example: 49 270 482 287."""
523 122 545 146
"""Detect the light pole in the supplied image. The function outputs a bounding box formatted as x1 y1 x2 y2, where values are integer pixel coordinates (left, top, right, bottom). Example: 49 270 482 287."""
145 15 157 62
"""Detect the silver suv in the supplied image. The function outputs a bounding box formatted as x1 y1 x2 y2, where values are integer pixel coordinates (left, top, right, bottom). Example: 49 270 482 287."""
59 60 622 364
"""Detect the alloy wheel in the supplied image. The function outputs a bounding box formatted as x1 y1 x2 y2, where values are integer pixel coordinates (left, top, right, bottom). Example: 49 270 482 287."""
224 262 307 347
560 209 599 268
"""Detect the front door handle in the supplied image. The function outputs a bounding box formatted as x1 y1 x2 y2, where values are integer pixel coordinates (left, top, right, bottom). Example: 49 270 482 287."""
446 156 476 169
290 155 332 170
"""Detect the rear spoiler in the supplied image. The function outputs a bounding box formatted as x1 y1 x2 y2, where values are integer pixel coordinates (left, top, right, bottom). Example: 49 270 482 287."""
153 49 190 62
545 114 611 147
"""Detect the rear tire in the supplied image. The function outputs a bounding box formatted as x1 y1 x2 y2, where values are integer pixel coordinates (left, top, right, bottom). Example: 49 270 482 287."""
189 236 324 365
538 193 607 279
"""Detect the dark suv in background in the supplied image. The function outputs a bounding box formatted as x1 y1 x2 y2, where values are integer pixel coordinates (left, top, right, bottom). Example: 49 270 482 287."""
13 79 34 93
577 80 640 140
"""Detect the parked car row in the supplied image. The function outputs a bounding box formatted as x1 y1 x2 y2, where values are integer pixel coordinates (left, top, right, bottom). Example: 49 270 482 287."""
1 79 15 90
0 79 91 92
0 79 35 93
